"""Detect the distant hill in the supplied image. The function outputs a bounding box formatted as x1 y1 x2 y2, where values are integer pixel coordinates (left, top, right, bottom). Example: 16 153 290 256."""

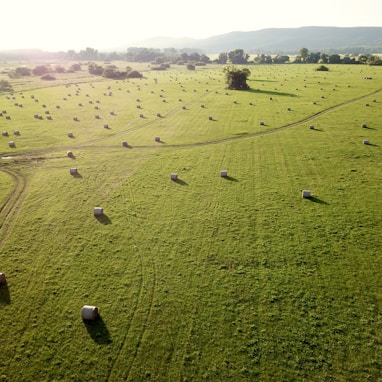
129 27 382 54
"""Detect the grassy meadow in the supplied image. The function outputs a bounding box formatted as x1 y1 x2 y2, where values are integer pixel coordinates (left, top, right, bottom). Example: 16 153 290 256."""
0 63 382 381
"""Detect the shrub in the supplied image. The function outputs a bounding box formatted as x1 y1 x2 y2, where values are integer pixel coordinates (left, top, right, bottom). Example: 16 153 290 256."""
126 70 143 78
41 74 56 81
316 65 329 71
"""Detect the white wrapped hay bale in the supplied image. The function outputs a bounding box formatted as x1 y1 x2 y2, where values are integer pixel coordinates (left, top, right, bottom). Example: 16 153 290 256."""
94 207 103 216
302 190 311 198
81 305 99 320
0 272 6 285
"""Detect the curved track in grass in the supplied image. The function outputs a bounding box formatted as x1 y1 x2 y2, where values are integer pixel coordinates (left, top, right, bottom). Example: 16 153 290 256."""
80 86 382 150
1 88 381 160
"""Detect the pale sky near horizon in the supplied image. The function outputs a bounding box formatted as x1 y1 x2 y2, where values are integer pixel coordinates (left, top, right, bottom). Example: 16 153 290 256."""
1 0 381 51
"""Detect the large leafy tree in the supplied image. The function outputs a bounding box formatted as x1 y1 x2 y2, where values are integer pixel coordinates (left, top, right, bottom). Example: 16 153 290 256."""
228 49 249 64
224 66 250 90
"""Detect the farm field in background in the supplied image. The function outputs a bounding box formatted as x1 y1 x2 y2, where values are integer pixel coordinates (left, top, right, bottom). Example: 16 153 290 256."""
0 63 382 381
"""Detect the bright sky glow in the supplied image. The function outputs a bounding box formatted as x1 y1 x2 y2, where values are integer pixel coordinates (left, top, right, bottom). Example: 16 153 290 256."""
1 0 381 51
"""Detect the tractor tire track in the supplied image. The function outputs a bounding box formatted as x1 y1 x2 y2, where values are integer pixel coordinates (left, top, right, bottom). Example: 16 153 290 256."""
0 167 27 245
106 182 158 382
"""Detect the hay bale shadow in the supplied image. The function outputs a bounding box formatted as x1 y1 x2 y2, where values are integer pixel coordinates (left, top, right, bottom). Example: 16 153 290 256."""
0 284 11 305
83 315 112 345
95 213 112 225
309 196 328 205
223 175 238 182
71 172 82 178
173 178 188 186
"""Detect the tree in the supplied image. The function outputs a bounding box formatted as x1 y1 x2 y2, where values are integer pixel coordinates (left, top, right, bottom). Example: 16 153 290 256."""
0 79 12 92
79 47 98 61
224 65 250 90
216 52 228 64
32 65 49 76
88 63 103 75
299 48 309 62
273 55 289 64
328 54 341 64
228 49 249 64
15 67 31 76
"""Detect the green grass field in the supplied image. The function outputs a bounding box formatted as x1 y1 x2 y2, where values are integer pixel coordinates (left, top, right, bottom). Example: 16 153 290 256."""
1 63 382 381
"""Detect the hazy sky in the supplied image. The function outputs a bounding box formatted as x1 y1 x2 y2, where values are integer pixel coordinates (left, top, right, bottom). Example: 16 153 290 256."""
1 0 381 51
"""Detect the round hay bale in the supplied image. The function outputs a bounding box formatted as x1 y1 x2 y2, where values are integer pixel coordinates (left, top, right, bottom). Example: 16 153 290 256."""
5 116 11 120
67 151 74 158
0 272 6 285
73 116 78 121
260 121 265 126
170 173 178 181
13 130 20 135
220 170 228 178
104 124 109 129
309 125 315 130
68 132 74 138
361 123 367 128
9 141 15 148
302 190 311 198
2 131 8 137
47 115 52 120
122 141 129 147
155 136 160 142
363 139 369 145
81 305 99 320
70 168 78 175
94 207 103 216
